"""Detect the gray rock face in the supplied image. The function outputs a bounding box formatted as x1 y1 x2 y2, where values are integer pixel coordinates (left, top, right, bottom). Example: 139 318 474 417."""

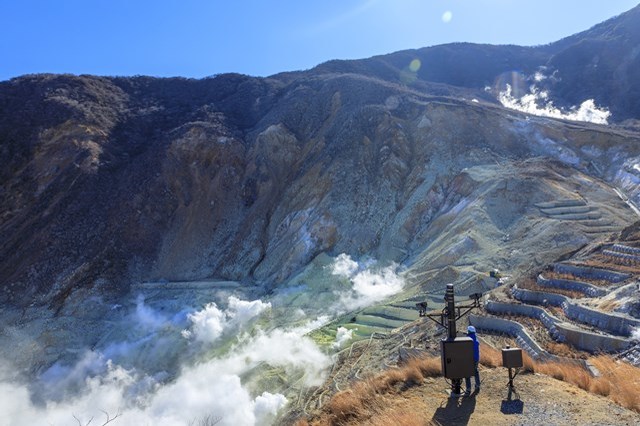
2 6 640 311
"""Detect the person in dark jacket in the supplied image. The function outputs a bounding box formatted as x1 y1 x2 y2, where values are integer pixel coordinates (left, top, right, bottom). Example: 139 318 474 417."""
464 325 481 395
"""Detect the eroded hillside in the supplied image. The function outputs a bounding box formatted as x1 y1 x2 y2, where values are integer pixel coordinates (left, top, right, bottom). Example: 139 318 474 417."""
2 72 640 312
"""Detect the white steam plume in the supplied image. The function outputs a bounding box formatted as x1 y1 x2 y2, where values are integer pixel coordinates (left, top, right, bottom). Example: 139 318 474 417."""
181 296 271 343
331 254 405 312
332 326 354 349
499 84 610 124
331 253 359 277
2 251 408 426
0 297 328 426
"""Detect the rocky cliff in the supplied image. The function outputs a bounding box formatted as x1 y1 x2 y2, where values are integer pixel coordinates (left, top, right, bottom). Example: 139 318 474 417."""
2 6 640 314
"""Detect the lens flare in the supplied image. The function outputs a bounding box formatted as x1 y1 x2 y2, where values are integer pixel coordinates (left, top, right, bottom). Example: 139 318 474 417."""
442 11 453 23
409 59 421 72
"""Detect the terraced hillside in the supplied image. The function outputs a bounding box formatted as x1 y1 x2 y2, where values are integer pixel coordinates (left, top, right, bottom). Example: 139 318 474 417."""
471 229 640 368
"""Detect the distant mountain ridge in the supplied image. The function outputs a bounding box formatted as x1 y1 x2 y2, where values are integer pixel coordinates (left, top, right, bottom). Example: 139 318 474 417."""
280 3 640 122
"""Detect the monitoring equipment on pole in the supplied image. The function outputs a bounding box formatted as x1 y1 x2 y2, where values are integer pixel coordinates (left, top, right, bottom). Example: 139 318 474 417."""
415 284 482 396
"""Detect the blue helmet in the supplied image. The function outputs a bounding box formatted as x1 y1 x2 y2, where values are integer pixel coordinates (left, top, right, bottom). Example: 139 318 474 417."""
467 325 476 334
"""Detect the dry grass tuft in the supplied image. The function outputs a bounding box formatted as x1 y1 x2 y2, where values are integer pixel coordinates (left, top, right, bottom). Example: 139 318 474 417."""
546 342 584 359
479 343 502 368
589 378 611 396
377 368 405 390
522 352 536 373
407 356 441 378
589 355 640 411
305 356 441 424
325 389 363 423
403 365 425 386
520 353 640 412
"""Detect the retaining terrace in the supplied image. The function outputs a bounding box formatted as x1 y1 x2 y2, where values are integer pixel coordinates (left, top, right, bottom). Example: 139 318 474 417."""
552 263 631 283
468 313 597 375
537 274 607 297
612 244 640 256
511 285 640 337
485 300 631 353
603 250 640 264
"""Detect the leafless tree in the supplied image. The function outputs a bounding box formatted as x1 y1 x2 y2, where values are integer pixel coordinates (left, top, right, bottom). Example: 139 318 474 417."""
188 414 222 426
72 409 122 426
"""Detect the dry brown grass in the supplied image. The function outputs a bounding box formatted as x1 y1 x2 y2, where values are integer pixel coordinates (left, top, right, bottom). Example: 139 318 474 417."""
598 298 621 312
407 356 441 378
521 353 640 412
521 352 536 373
325 388 367 423
299 348 640 425
302 356 441 425
545 342 586 359
479 343 502 368
589 355 640 411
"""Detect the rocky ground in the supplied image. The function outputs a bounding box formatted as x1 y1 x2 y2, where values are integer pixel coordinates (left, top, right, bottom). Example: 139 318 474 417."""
356 368 640 426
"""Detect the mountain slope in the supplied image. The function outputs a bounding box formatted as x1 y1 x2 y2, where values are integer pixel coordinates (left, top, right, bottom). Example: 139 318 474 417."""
2 69 640 311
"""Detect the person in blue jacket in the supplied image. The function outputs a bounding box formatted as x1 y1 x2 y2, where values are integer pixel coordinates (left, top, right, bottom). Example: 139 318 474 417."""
464 325 481 396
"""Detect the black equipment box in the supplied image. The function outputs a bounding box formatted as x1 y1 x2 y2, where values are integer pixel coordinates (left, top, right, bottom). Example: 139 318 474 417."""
441 337 475 379
502 347 523 368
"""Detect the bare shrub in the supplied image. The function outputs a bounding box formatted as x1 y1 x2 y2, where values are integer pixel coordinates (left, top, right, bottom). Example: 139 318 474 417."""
188 414 222 426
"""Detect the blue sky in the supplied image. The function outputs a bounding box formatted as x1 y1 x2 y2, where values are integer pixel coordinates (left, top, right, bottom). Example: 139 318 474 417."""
1 1 638 81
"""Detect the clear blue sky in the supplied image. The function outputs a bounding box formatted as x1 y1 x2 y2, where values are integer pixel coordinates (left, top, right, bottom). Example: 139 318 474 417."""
1 1 638 81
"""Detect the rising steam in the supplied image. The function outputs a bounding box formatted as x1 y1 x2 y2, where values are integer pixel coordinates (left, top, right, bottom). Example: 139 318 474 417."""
499 84 611 124
1 254 404 425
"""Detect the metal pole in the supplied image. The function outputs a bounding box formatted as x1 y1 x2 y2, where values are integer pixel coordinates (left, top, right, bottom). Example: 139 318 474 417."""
507 367 514 400
446 284 456 339
445 283 462 395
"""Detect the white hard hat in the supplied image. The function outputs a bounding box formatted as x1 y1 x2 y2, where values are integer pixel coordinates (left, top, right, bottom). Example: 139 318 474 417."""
467 325 476 333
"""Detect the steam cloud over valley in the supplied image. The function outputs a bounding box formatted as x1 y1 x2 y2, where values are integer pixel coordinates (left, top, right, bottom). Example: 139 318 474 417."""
0 254 405 425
